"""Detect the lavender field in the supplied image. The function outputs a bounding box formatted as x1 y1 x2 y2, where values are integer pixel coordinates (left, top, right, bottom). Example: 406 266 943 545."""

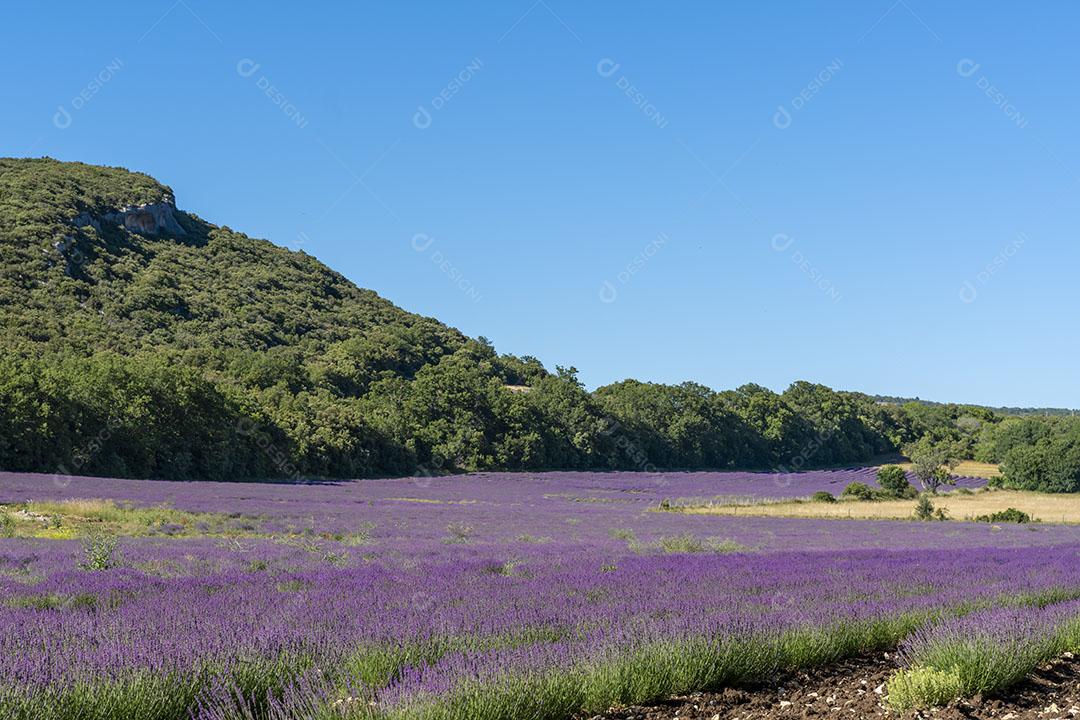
2 468 1079 719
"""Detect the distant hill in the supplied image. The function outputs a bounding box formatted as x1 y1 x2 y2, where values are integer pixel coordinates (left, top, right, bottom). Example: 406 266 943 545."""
873 395 1078 417
0 158 1011 481
0 157 464 364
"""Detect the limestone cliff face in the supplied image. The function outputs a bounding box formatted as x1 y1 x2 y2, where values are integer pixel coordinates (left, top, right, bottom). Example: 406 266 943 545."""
71 199 186 236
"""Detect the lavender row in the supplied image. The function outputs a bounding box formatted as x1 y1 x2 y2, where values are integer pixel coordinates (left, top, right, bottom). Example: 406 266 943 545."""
889 596 1080 709
5 543 1080 718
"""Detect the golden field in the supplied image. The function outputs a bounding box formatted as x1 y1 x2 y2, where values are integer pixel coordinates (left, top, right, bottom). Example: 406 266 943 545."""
680 488 1080 523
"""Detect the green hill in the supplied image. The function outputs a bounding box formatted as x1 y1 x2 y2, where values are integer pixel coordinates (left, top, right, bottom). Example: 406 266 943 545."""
0 158 957 482
0 157 463 360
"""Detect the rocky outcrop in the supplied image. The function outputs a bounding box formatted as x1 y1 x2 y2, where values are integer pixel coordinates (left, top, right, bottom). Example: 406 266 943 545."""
51 235 88 277
71 199 186 236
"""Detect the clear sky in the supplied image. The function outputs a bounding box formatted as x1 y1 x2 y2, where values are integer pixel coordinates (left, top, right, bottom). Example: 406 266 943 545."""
3 2 1078 407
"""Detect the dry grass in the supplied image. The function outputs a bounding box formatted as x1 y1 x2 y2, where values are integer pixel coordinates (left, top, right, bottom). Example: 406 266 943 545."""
680 489 1080 523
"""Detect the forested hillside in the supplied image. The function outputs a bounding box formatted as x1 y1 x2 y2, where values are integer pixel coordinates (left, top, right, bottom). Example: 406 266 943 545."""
1 158 1076 485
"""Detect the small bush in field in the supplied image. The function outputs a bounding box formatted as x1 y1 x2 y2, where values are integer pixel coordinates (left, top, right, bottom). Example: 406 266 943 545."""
658 534 705 554
877 465 914 498
345 521 376 546
914 495 936 521
811 491 837 503
704 537 748 553
842 482 876 501
0 511 14 538
443 522 475 544
888 666 965 711
80 533 120 571
975 508 1032 524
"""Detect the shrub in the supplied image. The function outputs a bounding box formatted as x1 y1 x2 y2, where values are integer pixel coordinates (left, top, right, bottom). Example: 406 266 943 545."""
877 465 914 498
704 537 748 553
346 521 376 546
658 534 705 554
811 491 837 503
0 511 14 538
842 482 875 501
975 508 1032 524
914 495 935 521
80 533 120 570
515 534 550 544
888 665 965 711
443 522 475 544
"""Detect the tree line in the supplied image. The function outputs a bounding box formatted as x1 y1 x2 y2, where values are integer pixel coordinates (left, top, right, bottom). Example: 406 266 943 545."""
3 337 1076 488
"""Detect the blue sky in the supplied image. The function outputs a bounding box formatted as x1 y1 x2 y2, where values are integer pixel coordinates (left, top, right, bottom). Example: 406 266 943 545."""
3 2 1078 407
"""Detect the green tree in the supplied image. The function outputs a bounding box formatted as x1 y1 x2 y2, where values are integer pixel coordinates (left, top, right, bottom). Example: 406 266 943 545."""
904 436 959 494
876 465 913 498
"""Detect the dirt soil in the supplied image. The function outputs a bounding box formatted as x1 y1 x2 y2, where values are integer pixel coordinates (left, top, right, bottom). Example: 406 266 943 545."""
579 652 1080 720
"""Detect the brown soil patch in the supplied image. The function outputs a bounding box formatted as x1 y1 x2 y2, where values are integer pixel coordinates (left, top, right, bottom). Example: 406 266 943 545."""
579 652 1080 720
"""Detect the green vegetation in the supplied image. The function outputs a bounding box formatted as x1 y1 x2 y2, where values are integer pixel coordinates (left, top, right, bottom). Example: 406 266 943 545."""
2 158 1079 485
79 532 120 570
887 665 967 711
841 482 875 501
975 508 1033 524
810 491 836 503
876 465 915 498
904 437 960 494
0 499 264 539
995 426 1080 493
913 494 948 522
888 610 1080 711
914 495 935 521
